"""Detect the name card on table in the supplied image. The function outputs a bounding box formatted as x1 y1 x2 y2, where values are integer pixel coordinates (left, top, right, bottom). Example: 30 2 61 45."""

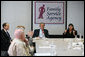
72 42 83 50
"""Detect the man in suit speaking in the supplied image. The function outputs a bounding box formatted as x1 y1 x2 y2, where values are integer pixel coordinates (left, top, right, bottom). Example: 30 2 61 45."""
33 23 49 38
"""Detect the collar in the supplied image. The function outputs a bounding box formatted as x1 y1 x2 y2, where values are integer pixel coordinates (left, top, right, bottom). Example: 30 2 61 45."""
3 29 7 32
40 28 44 31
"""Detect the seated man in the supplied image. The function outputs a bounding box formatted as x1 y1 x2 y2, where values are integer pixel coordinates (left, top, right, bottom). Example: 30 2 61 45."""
8 29 31 56
33 23 49 38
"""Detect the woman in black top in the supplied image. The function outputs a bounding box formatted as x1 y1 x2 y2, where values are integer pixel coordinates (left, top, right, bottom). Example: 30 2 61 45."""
63 23 77 38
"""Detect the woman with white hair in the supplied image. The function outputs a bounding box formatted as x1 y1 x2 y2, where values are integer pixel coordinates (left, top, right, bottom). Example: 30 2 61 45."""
8 29 31 56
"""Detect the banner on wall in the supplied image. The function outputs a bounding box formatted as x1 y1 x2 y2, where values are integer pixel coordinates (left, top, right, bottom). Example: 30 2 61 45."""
34 1 65 24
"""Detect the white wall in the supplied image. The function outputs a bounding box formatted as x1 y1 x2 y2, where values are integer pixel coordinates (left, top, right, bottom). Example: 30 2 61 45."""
1 1 31 39
67 1 84 37
1 1 84 38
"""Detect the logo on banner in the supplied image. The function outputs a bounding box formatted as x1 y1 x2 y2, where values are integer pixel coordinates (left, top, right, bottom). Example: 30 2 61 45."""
38 4 45 19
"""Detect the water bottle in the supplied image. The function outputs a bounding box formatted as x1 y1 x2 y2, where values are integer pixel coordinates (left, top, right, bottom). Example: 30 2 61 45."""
75 35 77 42
50 41 56 56
80 34 81 39
50 41 54 56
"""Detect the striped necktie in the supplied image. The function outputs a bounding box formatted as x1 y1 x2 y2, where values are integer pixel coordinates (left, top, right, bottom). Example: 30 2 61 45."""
6 31 11 40
42 29 44 33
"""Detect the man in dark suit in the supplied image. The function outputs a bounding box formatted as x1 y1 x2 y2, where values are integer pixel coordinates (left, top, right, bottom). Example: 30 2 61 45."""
33 23 49 38
1 23 12 56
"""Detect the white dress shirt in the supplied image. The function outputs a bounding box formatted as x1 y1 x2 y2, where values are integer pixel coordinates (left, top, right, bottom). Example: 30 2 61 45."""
39 29 45 38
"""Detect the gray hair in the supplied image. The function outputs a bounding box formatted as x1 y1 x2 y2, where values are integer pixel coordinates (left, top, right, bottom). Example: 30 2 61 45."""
39 22 45 26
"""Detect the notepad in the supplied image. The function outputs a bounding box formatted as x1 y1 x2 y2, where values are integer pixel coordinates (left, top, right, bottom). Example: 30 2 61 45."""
72 42 83 50
73 47 81 50
34 53 51 56
72 42 83 47
39 46 51 48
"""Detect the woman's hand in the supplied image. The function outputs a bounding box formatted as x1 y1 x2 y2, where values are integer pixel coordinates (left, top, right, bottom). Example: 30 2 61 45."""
73 30 76 36
65 30 67 33
64 29 67 34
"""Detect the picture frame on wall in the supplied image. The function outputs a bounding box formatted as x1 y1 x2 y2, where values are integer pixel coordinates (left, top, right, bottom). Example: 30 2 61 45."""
33 1 66 24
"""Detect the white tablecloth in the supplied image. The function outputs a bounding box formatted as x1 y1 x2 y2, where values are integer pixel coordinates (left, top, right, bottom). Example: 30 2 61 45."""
33 38 84 56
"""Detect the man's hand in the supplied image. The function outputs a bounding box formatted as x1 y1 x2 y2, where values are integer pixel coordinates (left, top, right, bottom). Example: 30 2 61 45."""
35 37 40 40
28 31 34 38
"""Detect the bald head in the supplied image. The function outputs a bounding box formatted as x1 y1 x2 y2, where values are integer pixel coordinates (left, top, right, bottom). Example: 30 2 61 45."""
14 29 25 40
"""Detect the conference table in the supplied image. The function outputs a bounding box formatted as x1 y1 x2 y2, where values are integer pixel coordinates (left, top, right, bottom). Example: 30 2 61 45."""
33 38 84 56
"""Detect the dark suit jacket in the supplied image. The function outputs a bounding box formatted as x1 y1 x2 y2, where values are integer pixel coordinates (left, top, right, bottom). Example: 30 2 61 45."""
1 29 11 51
63 29 77 38
33 29 49 38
